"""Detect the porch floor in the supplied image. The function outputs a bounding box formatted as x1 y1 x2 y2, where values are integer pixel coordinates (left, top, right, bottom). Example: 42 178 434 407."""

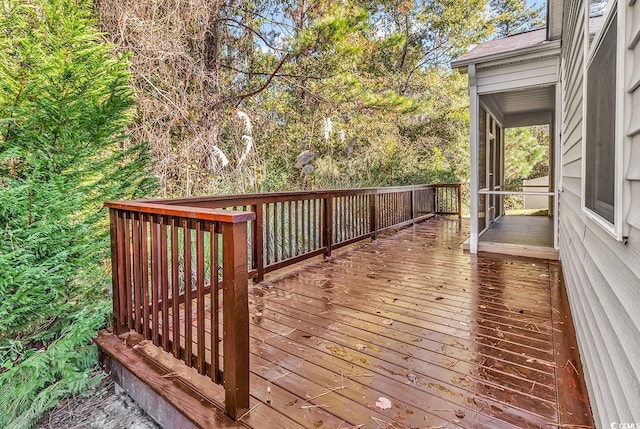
99 218 592 429
480 215 554 248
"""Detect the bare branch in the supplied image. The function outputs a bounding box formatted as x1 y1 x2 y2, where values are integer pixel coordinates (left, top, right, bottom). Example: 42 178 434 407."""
217 17 290 53
216 53 290 107
219 62 334 81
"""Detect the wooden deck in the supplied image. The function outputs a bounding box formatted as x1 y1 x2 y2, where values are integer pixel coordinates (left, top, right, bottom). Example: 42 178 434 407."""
98 217 592 429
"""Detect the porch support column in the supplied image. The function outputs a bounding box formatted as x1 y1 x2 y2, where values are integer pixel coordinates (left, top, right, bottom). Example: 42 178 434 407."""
554 83 562 249
469 65 479 254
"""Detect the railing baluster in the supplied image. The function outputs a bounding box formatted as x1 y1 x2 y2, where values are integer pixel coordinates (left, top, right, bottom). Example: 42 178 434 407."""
254 204 264 282
170 218 180 359
160 216 169 351
196 220 205 375
350 196 355 239
277 202 282 261
339 196 343 242
210 221 220 383
287 201 293 258
183 219 192 367
109 210 125 334
132 213 142 333
122 212 133 331
265 203 271 266
309 199 313 251
140 214 150 339
150 215 160 346
303 200 313 252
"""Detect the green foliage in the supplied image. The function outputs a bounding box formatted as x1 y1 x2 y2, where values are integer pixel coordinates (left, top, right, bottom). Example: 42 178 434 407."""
503 126 549 210
504 126 549 180
98 0 490 197
230 0 486 193
489 0 545 37
0 0 154 426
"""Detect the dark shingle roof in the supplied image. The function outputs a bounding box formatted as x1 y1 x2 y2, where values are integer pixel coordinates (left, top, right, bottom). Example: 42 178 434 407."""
453 29 547 67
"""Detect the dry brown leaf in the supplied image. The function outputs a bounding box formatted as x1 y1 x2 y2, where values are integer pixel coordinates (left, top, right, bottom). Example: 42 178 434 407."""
375 397 392 410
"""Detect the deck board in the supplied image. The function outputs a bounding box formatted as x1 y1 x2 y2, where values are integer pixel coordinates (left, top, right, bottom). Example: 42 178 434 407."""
144 217 591 428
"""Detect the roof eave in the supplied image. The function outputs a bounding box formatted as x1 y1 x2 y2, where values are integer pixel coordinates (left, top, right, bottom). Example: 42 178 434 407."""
451 39 561 70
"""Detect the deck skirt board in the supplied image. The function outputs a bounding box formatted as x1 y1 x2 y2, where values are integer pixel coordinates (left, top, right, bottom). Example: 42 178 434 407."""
100 218 592 428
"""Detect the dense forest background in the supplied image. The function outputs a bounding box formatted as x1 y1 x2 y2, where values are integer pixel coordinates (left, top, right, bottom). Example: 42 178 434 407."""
96 0 543 197
0 0 544 427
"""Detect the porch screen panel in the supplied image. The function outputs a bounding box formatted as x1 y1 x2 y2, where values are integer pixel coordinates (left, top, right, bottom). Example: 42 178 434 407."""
585 16 616 224
495 125 503 218
478 109 487 231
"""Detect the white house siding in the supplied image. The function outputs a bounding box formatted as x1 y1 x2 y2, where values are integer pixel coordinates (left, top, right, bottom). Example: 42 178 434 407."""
476 56 559 94
559 0 640 426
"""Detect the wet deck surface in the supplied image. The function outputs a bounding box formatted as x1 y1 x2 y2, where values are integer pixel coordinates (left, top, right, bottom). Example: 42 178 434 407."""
172 217 591 428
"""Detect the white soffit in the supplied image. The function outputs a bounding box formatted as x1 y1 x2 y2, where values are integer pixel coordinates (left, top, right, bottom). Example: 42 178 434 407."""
481 85 555 126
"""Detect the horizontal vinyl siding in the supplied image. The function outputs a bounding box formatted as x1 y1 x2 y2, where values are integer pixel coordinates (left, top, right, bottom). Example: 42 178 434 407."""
477 57 559 94
559 0 640 426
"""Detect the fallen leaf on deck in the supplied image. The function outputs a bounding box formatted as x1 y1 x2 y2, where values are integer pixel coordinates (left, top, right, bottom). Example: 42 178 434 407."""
355 343 366 351
382 319 393 326
479 305 487 309
375 397 392 410
407 373 418 385
455 409 465 419
435 297 444 301
326 345 348 357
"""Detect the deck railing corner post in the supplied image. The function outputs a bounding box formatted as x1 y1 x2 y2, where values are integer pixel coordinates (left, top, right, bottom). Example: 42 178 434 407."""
457 184 462 220
221 221 250 420
410 189 416 224
369 192 378 240
323 196 333 257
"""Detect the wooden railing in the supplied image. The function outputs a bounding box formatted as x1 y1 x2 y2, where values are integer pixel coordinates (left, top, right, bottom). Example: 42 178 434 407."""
146 183 461 282
105 183 460 420
106 202 253 419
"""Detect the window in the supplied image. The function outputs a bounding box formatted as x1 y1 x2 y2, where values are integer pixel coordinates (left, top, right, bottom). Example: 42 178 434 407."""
589 0 613 43
584 1 619 231
590 0 611 18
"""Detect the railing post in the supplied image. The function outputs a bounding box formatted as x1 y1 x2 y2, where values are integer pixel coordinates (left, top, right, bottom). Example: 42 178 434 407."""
369 192 378 239
410 189 415 224
252 203 264 282
221 221 250 420
457 185 462 220
323 197 333 257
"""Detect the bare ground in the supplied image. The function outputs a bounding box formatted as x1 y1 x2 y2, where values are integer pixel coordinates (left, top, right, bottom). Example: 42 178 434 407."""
37 371 159 429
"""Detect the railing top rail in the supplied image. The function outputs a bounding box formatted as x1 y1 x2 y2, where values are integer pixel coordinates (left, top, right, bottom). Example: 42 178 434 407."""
132 183 456 207
105 201 256 224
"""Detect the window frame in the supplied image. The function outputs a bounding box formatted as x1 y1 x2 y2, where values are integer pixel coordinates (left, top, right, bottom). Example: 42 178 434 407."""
581 0 624 240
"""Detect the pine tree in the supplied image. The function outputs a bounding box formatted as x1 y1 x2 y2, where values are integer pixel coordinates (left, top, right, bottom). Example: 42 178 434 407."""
489 0 545 38
0 0 155 426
